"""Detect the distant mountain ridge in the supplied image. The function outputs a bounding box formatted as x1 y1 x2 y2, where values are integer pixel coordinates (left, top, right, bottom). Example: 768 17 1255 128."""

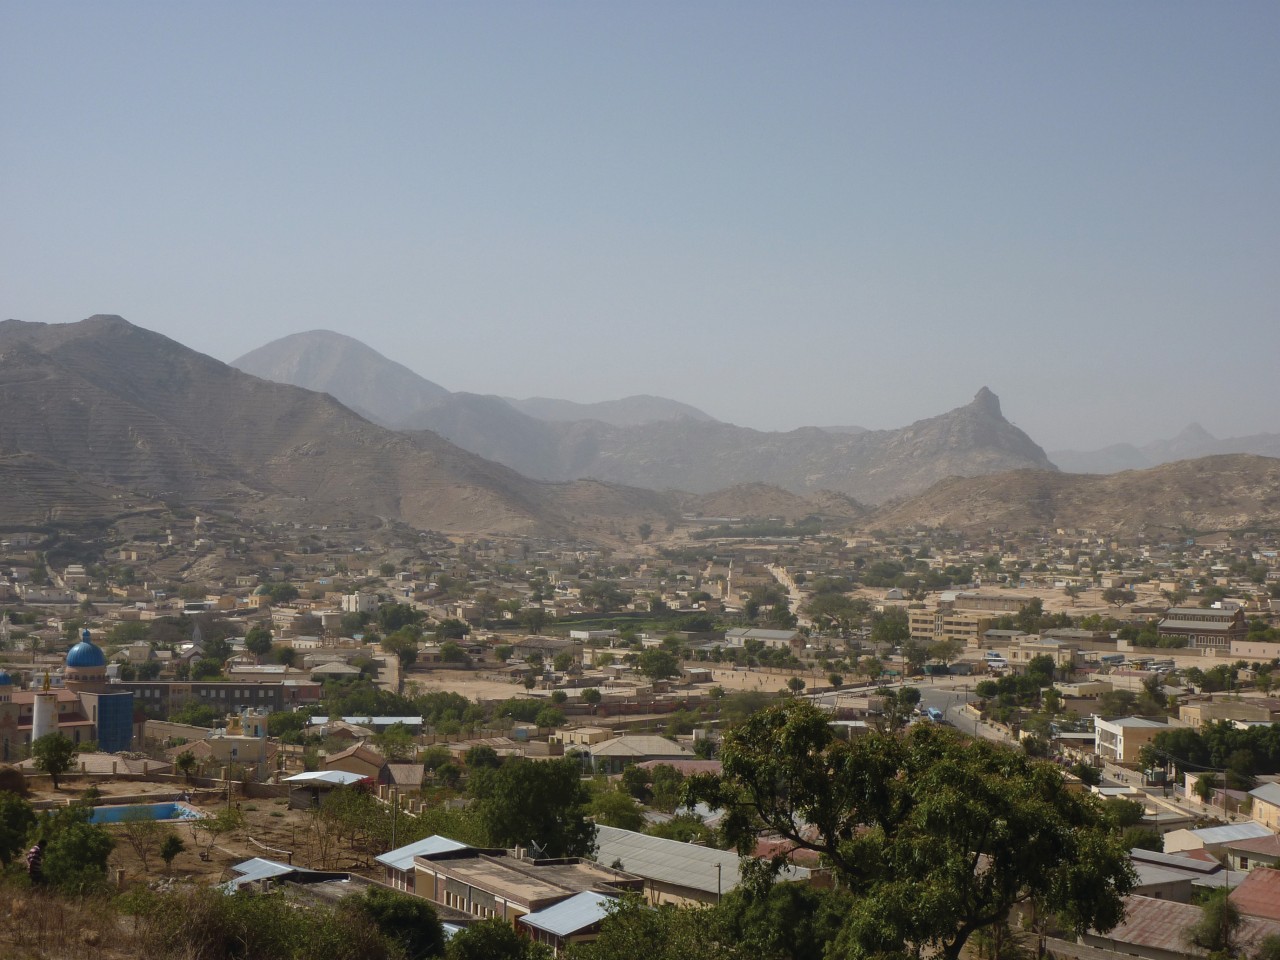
504 394 716 426
232 330 452 428
235 332 1055 504
0 316 678 538
868 454 1280 534
1051 423 1280 474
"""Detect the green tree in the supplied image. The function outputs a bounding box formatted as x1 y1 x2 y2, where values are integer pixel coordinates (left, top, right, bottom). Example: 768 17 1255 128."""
31 733 77 790
637 648 680 682
159 832 185 874
590 787 645 831
42 819 115 894
465 745 501 770
472 758 596 857
1102 587 1137 608
572 894 745 960
870 607 909 647
0 791 36 865
582 688 602 706
344 885 446 960
1184 887 1242 955
447 918 552 960
379 603 424 633
244 625 274 661
373 722 417 762
435 618 471 640
174 750 198 782
170 699 220 727
383 628 421 668
685 699 1133 960
787 676 806 695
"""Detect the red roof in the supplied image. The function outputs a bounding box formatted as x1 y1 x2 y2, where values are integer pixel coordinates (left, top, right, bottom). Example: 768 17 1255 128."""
1232 867 1280 921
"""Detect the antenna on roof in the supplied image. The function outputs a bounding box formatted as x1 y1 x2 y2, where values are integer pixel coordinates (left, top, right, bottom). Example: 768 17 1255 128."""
529 839 547 859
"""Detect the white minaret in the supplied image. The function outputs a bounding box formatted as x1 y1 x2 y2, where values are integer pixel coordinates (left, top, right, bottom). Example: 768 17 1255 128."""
32 673 58 741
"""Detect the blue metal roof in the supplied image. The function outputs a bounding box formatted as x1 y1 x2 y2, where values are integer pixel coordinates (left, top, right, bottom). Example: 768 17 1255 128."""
519 891 616 938
375 835 469 872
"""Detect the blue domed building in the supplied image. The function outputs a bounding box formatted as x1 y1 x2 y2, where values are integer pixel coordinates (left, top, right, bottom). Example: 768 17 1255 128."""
0 629 138 758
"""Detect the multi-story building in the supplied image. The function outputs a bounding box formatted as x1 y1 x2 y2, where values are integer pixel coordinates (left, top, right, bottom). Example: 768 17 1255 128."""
1157 606 1247 651
908 608 995 648
117 679 321 718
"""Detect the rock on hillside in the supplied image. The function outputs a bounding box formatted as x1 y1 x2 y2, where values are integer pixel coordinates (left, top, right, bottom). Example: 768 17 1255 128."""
867 454 1280 534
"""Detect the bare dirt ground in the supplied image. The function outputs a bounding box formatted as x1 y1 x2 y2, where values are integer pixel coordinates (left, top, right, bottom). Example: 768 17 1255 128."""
405 667 531 701
23 778 342 887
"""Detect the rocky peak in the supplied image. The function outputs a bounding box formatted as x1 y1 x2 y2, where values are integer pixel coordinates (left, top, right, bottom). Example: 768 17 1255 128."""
970 386 1002 418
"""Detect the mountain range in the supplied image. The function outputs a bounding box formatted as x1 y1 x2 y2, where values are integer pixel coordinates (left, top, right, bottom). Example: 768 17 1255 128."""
868 454 1280 535
6 316 1278 540
234 331 1055 503
1050 423 1280 474
0 317 677 537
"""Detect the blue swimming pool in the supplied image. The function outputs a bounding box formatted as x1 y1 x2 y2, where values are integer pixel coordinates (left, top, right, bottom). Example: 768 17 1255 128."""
89 802 206 824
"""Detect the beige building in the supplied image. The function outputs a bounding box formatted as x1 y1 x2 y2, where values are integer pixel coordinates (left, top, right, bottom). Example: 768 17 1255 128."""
908 608 995 648
412 847 641 924
1180 698 1280 729
1093 715 1169 764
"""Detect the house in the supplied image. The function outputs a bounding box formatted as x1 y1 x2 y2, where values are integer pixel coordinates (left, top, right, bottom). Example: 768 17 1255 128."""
1082 895 1280 960
1224 833 1280 873
282 769 370 809
1164 821 1272 857
375 834 468 892
591 824 815 906
519 890 618 955
1180 698 1280 729
1231 867 1280 921
1093 716 1169 764
323 742 387 780
1248 782 1280 831
1156 606 1247 651
723 628 803 653
1128 847 1225 902
411 847 642 924
220 857 349 893
587 735 694 775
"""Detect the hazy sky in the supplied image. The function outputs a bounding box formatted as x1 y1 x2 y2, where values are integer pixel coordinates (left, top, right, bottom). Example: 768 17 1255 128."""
3 3 1277 450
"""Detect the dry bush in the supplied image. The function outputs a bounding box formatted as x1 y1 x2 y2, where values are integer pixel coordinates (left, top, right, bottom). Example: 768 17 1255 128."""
0 765 28 797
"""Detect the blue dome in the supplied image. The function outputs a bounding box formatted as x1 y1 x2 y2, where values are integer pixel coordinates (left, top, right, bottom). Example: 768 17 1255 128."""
66 640 107 668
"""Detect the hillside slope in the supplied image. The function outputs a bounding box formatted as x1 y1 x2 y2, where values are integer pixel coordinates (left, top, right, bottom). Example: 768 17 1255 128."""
868 454 1280 534
0 317 677 537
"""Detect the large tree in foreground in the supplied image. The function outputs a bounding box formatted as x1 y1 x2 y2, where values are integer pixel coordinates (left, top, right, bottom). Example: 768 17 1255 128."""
685 699 1133 960
471 757 596 858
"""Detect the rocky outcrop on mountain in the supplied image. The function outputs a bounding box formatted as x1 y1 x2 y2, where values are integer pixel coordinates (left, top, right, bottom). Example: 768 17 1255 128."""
235 333 1053 504
1051 423 1280 474
868 454 1280 534
0 317 679 537
408 386 1054 504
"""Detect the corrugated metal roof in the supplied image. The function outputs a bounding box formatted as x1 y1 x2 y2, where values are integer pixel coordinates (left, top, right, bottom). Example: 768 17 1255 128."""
593 825 808 896
1131 848 1222 875
283 770 368 785
519 891 616 937
1250 782 1280 807
1188 821 1272 844
590 736 693 759
375 835 469 872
